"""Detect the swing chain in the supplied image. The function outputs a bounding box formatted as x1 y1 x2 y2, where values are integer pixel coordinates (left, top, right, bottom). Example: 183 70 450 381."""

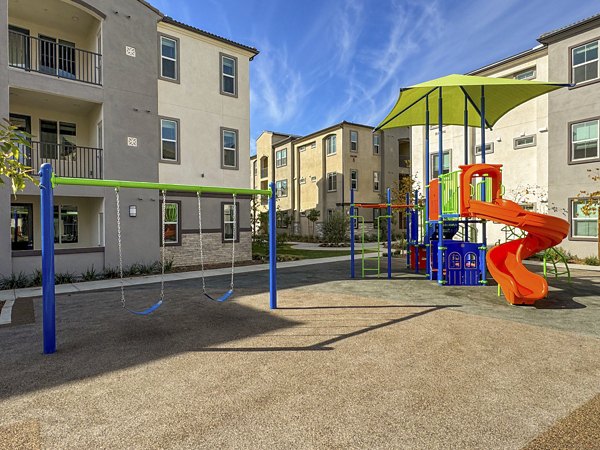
160 189 166 301
230 194 236 290
197 192 208 294
115 187 126 308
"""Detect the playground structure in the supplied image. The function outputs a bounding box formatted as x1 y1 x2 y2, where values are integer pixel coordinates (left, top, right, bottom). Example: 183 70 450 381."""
39 163 278 354
369 74 571 306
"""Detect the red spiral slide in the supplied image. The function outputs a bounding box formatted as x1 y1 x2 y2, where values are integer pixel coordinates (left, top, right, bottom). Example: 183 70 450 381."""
468 199 569 305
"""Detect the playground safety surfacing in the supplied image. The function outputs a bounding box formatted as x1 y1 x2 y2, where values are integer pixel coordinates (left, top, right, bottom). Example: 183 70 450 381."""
0 260 599 449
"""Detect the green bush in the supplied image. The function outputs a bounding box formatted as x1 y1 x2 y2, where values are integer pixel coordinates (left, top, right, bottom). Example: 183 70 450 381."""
55 272 76 285
0 272 31 290
322 211 348 245
584 256 600 266
31 269 43 286
81 266 98 281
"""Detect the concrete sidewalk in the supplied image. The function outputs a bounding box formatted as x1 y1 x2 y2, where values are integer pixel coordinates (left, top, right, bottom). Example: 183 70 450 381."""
0 254 354 301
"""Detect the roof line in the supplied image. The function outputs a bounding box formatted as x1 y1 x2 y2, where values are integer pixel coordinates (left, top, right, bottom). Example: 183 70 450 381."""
135 0 164 17
538 12 600 43
161 16 259 57
466 45 547 75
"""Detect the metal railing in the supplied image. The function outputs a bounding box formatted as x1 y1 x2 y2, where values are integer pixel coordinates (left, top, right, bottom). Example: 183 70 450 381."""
8 31 102 86
440 170 460 215
20 141 103 179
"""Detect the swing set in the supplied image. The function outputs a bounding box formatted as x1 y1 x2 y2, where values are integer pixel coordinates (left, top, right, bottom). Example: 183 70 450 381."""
39 163 278 354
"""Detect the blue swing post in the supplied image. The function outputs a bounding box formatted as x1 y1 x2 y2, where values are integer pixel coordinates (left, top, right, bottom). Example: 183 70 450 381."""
387 188 392 279
269 182 277 309
40 164 56 355
350 189 355 279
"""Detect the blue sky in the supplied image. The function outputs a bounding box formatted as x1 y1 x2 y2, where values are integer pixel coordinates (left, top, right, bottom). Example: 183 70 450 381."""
150 0 599 154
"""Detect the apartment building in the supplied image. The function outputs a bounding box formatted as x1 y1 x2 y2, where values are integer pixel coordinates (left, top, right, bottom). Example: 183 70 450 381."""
2 0 258 276
253 122 410 237
410 13 600 257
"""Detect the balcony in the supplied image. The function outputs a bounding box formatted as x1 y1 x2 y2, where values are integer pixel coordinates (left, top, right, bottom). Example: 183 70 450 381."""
9 31 102 86
20 141 103 179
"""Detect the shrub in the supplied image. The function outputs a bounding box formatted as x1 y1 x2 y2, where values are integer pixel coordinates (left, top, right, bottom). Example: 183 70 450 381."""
322 211 348 245
81 266 98 281
0 272 31 290
31 269 43 287
103 266 120 279
584 256 600 266
55 272 76 285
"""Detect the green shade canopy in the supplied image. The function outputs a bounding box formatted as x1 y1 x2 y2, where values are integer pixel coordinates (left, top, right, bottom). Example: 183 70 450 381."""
375 74 568 130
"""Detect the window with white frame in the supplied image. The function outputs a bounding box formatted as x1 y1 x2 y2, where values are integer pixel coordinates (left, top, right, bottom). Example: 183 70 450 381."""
161 118 178 161
275 148 288 167
311 142 316 149
222 203 237 241
299 145 306 152
572 41 598 85
475 142 494 155
571 199 598 238
222 128 238 168
431 150 451 179
10 203 33 250
299 177 306 184
350 169 358 190
514 135 536 149
276 179 288 197
221 53 237 96
514 68 536 80
373 134 380 154
163 202 179 244
160 36 178 81
373 171 380 192
571 120 599 162
325 135 336 155
350 130 358 152
327 172 337 191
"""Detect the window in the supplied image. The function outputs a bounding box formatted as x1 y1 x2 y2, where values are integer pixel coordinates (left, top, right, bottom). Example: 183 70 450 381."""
275 148 288 167
373 171 380 192
399 140 410 168
299 145 306 152
572 41 598 85
350 169 358 190
8 25 30 69
311 142 316 149
514 135 536 149
277 210 289 228
350 130 358 152
276 179 288 197
11 204 33 250
373 209 381 222
299 177 306 185
373 134 380 154
161 202 179 244
160 35 178 81
327 209 334 221
222 203 238 242
54 205 78 244
571 120 599 162
514 68 536 80
253 160 257 177
325 135 336 155
161 118 178 161
327 173 337 191
571 199 598 238
40 120 76 159
475 142 494 155
431 150 451 179
222 128 238 169
220 53 237 96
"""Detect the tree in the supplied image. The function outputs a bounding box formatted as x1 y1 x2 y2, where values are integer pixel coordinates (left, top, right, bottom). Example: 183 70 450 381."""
0 122 37 194
578 168 600 257
322 211 348 245
306 208 320 238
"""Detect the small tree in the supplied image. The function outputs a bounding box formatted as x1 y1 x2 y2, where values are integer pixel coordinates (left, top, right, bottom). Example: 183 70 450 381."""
322 211 348 245
578 168 600 257
0 122 37 194
306 208 320 238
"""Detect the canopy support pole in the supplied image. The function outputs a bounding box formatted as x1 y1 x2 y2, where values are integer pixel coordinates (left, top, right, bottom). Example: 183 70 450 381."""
437 87 444 286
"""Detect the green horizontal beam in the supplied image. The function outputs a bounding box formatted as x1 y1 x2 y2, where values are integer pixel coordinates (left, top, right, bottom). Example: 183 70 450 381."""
52 175 272 196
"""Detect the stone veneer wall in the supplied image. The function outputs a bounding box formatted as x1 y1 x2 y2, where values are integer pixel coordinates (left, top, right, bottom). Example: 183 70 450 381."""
164 231 252 267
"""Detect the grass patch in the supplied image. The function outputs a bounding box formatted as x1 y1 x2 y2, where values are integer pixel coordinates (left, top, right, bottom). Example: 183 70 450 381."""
253 243 374 260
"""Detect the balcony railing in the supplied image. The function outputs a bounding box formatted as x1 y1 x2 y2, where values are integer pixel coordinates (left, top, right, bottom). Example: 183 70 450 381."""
20 141 103 179
9 31 102 86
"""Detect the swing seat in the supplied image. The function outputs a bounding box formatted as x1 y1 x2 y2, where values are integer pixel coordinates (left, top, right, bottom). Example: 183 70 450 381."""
124 299 163 316
204 289 233 303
